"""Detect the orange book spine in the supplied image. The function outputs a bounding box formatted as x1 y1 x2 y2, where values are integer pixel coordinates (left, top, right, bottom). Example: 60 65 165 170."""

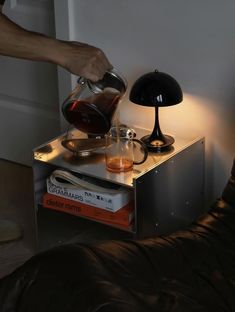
42 193 134 226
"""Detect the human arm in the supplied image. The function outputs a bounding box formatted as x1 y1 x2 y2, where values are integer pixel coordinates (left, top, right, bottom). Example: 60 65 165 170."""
0 4 112 81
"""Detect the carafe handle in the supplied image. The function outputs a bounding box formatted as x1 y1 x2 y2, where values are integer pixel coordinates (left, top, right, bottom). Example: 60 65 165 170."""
133 139 148 165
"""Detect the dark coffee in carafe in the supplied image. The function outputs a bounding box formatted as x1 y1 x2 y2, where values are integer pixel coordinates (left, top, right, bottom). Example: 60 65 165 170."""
62 70 127 135
64 88 121 135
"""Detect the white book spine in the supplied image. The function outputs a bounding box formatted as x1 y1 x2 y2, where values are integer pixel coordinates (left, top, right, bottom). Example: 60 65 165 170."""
46 179 131 212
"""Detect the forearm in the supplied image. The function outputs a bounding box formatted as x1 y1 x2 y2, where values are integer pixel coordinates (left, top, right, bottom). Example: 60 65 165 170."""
0 12 63 64
0 8 112 80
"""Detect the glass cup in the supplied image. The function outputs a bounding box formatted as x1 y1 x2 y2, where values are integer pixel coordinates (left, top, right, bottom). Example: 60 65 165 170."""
105 126 148 173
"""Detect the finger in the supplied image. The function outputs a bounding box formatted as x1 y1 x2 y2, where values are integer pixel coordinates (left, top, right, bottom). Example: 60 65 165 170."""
88 47 112 71
87 59 112 81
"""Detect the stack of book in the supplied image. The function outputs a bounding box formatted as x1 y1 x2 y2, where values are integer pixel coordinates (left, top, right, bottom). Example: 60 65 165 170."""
42 169 134 230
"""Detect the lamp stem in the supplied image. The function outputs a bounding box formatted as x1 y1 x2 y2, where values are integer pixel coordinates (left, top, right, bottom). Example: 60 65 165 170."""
140 105 175 151
150 106 164 139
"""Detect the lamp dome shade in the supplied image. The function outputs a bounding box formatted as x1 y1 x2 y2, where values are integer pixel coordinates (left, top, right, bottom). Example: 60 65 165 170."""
129 70 183 107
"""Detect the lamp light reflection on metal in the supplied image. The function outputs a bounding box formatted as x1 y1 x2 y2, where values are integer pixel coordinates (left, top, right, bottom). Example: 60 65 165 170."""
129 69 183 152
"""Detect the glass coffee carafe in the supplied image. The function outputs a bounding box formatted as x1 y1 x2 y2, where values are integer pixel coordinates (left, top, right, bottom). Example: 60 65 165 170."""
62 69 127 136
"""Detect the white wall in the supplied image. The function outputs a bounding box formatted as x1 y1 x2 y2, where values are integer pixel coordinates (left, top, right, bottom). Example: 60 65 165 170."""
55 0 235 205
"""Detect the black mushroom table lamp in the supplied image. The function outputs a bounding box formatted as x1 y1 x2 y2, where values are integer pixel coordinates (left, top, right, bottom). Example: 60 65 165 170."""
129 69 183 152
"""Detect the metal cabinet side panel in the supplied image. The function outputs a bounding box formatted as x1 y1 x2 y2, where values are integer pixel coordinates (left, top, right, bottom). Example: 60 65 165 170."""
135 139 205 238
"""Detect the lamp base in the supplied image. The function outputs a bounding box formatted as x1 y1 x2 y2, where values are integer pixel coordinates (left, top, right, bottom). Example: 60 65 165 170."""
141 134 175 152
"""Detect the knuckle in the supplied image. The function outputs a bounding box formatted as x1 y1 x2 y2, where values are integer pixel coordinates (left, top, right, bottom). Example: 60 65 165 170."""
95 48 104 57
